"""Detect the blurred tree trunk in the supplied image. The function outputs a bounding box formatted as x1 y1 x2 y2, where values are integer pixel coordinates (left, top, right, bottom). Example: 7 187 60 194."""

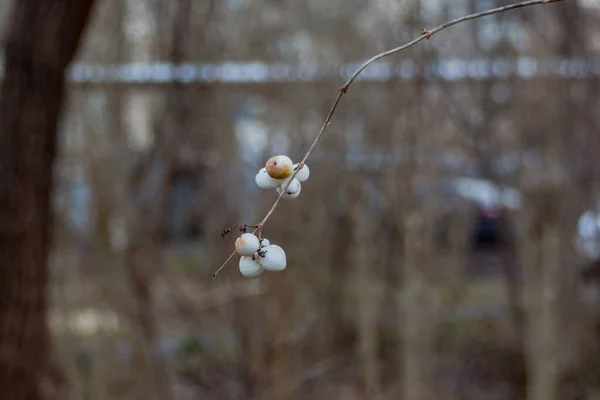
401 210 435 400
121 1 195 399
522 4 584 399
520 189 562 400
0 1 95 399
397 21 436 397
354 195 381 397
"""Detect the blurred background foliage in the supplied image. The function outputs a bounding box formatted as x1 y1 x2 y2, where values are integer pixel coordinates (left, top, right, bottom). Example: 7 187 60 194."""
2 0 600 398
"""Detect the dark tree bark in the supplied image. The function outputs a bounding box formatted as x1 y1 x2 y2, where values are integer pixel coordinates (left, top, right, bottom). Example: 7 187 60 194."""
0 1 96 399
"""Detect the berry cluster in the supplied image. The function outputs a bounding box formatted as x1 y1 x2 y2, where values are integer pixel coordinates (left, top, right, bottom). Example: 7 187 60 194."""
255 155 310 199
235 233 286 277
224 155 310 278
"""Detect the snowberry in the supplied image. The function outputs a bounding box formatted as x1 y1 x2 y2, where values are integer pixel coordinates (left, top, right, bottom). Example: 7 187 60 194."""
239 256 264 278
259 238 270 248
276 179 302 199
258 244 287 271
265 155 294 180
293 163 310 182
235 233 261 256
280 177 301 193
255 168 282 189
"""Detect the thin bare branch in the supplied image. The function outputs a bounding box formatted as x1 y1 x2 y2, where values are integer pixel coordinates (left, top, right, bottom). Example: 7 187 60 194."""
258 91 344 227
211 249 237 281
212 0 568 279
338 0 565 93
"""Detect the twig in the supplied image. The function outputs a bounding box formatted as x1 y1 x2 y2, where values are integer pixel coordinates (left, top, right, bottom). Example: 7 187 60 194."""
211 250 237 281
212 0 567 280
221 223 262 238
258 92 344 227
338 0 565 93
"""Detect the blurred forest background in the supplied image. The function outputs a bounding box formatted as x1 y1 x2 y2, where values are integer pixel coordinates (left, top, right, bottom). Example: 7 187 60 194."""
1 0 600 399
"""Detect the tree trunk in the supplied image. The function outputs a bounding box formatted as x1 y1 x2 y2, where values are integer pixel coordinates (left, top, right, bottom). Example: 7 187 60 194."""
0 2 95 399
354 203 381 398
401 211 435 400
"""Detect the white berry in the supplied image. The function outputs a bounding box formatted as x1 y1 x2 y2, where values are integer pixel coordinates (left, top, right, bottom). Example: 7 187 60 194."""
239 256 264 278
259 238 270 248
235 233 261 256
255 168 282 189
258 244 287 271
293 163 310 182
280 177 301 193
265 155 294 179
276 180 302 199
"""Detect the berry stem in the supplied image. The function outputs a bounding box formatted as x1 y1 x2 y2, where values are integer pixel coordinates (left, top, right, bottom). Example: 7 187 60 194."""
211 250 237 281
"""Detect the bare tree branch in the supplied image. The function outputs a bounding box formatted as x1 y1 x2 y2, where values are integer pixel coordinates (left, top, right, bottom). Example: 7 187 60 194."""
212 0 569 280
339 0 565 93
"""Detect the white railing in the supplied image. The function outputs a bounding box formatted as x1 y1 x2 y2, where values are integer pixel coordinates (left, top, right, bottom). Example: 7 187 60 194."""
54 56 600 84
0 56 596 83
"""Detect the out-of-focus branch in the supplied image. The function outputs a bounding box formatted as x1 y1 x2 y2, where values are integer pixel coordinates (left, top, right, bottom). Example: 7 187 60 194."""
212 0 569 280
